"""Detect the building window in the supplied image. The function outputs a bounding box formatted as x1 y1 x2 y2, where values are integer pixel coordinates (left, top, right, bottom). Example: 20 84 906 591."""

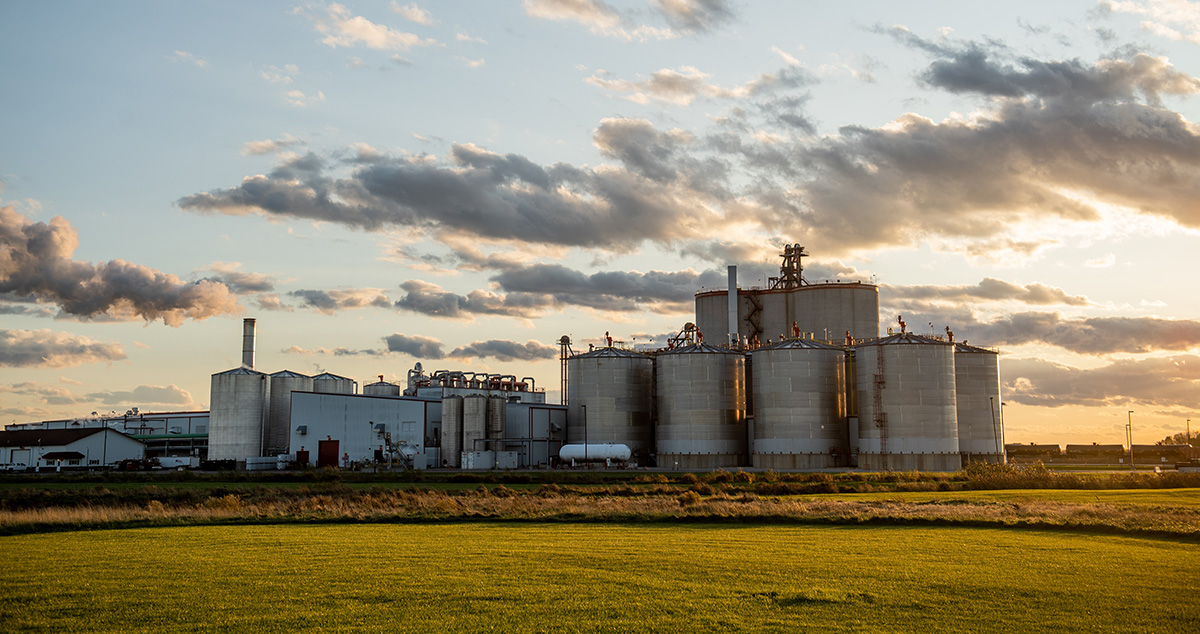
401 421 416 432
68 459 80 466
89 459 100 465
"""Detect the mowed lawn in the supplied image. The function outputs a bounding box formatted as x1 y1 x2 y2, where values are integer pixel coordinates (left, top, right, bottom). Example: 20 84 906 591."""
2 524 1196 633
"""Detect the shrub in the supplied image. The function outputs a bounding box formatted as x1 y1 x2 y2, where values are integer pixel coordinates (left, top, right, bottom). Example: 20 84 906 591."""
677 491 701 507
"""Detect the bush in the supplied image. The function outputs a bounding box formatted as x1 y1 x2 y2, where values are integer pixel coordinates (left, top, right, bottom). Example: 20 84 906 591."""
677 491 702 507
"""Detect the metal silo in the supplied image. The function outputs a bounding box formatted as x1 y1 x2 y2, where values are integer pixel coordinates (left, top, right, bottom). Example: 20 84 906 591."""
487 396 506 452
441 395 463 468
208 367 270 463
566 348 654 460
267 370 313 456
855 333 960 471
954 342 1004 464
656 343 747 469
462 394 488 457
363 379 401 397
312 372 356 394
751 339 847 469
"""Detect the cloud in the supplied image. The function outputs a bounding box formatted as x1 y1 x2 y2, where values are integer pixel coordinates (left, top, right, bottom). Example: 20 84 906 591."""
525 0 734 39
169 50 208 68
0 206 241 326
84 384 195 407
883 278 1091 307
449 339 558 362
586 65 808 105
1003 355 1200 408
281 344 383 356
198 262 276 294
301 2 437 50
655 0 735 33
1100 0 1200 44
456 31 487 44
394 280 552 319
384 333 445 358
966 313 1200 355
260 64 299 85
0 381 81 405
391 2 433 26
284 89 325 107
0 329 126 368
1084 253 1117 268
289 288 391 315
242 134 305 156
490 263 725 314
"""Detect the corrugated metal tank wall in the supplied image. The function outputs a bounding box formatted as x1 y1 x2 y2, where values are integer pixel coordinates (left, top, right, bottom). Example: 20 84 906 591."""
695 283 879 344
363 380 401 397
267 370 312 456
462 394 487 456
441 395 462 467
487 396 506 451
954 343 1004 464
751 340 847 469
312 372 356 394
208 368 269 462
655 343 747 469
566 348 654 458
854 334 961 471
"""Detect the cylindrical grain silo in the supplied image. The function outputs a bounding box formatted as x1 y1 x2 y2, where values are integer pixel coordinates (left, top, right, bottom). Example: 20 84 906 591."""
566 348 654 461
855 333 960 471
656 343 747 469
462 394 488 457
487 395 506 452
312 372 356 394
954 342 1004 464
208 367 270 463
751 339 847 469
791 284 879 341
363 379 401 397
267 370 313 456
441 395 463 468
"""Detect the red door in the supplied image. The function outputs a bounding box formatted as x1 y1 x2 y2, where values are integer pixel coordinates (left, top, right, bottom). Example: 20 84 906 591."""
317 440 340 468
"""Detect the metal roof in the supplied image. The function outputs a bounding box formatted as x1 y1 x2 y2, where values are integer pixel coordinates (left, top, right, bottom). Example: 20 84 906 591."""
758 338 845 352
854 333 953 347
213 367 267 376
657 342 743 356
954 342 998 354
270 369 311 378
569 347 653 360
0 428 134 447
312 372 354 381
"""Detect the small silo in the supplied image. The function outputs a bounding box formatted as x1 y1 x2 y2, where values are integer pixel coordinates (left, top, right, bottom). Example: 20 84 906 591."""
656 343 747 469
462 394 488 457
208 367 270 463
441 395 463 468
751 339 847 469
566 348 654 459
954 342 1004 464
312 372 356 394
855 333 960 471
363 379 401 397
487 396 506 452
267 370 313 456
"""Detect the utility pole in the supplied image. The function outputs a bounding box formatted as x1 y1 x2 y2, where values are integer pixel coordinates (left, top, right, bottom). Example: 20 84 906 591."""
1126 411 1134 471
1188 418 1192 461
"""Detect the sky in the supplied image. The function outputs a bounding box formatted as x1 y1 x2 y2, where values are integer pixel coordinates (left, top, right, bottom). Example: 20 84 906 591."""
2 0 1199 446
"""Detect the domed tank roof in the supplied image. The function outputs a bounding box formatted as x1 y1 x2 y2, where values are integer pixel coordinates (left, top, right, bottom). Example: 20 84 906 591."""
270 369 311 378
954 342 997 354
759 338 845 352
855 333 952 347
213 367 266 376
657 342 743 356
569 347 652 360
312 371 354 381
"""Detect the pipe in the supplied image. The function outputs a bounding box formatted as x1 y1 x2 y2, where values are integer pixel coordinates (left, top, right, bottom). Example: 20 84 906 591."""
242 318 256 368
727 265 738 346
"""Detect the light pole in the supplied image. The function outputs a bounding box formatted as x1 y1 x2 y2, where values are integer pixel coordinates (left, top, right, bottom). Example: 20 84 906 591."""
1126 411 1134 471
581 404 588 469
1188 418 1192 461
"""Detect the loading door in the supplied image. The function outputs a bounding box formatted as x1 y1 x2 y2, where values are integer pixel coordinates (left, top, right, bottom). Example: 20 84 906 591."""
317 440 340 468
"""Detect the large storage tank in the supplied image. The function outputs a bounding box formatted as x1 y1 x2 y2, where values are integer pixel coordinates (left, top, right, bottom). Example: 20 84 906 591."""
751 339 847 469
208 367 270 463
363 379 401 397
855 334 960 471
312 372 356 394
566 348 654 461
487 396 506 452
696 283 879 344
656 343 747 469
441 395 463 468
954 342 1004 464
267 370 313 455
462 394 488 457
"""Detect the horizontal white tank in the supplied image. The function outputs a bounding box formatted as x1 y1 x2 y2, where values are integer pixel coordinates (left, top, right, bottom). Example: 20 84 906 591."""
560 444 632 463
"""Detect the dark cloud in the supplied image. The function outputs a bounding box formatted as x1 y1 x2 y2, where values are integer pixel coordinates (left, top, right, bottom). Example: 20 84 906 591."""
0 329 127 368
394 280 551 319
384 333 446 359
0 206 241 326
1003 356 1200 408
84 385 194 407
491 263 726 314
655 0 736 33
199 263 276 294
289 288 391 315
883 278 1090 307
449 339 558 362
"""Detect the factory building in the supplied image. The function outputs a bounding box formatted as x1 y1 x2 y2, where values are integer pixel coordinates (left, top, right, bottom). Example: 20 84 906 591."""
0 428 144 471
5 410 208 460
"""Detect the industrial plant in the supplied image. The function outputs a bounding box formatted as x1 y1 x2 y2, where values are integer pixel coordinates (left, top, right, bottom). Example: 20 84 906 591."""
3 245 1009 472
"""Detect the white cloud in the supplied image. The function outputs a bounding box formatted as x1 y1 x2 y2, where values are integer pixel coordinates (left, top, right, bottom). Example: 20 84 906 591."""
456 31 488 44
285 90 326 107
391 2 434 26
302 3 437 51
1103 0 1200 44
770 46 801 66
169 50 208 68
1084 253 1117 268
261 64 299 85
241 133 305 156
523 0 677 41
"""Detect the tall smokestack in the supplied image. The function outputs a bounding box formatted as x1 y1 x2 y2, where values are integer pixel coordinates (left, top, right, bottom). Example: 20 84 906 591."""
727 265 738 345
242 318 256 368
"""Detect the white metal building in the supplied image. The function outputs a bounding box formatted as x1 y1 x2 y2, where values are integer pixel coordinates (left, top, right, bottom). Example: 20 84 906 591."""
0 428 145 471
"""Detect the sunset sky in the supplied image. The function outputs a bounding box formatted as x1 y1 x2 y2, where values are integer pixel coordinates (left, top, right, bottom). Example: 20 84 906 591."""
2 1 1199 446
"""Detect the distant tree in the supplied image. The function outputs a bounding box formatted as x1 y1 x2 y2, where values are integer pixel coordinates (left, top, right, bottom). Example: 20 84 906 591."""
1157 432 1194 446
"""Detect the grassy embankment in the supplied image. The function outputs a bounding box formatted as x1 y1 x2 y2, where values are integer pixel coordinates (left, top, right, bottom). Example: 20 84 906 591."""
2 523 1197 633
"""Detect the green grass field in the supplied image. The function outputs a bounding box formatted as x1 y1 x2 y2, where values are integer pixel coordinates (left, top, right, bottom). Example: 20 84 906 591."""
2 523 1196 633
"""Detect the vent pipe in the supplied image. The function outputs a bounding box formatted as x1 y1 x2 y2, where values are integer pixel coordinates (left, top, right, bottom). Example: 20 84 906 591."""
242 318 256 369
727 265 738 345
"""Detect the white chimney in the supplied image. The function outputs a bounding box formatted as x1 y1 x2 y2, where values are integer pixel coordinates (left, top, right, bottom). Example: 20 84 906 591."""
727 265 738 345
242 318 256 368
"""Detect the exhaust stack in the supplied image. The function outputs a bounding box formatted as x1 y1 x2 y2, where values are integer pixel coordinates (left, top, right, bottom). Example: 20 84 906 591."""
242 318 256 369
727 265 738 345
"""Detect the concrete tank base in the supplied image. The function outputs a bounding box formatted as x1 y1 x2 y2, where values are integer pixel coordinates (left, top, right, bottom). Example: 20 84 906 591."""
961 453 1006 465
659 453 744 470
753 453 838 470
857 453 962 472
